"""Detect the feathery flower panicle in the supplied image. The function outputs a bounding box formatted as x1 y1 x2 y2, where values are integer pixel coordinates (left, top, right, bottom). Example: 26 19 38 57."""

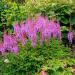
20 21 27 46
42 16 51 40
55 21 61 40
68 31 73 43
25 17 33 35
3 32 11 51
53 22 58 38
49 20 55 33
35 15 46 44
3 31 19 54
10 34 18 53
49 19 61 39
20 33 27 46
10 34 16 47
28 18 37 48
35 15 45 32
13 22 21 40
20 21 26 34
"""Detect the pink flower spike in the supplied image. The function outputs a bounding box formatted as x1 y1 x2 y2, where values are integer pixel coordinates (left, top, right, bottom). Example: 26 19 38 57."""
68 31 73 43
3 32 11 51
13 22 21 40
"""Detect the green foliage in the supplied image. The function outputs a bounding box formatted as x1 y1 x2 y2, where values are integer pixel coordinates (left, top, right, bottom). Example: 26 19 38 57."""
0 0 75 34
0 39 75 75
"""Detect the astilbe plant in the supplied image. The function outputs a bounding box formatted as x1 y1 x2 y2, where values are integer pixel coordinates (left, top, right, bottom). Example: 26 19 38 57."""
3 31 18 54
68 30 73 44
0 14 62 54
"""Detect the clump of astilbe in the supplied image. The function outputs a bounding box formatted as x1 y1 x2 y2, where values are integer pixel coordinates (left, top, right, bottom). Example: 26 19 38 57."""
2 31 19 54
0 15 62 55
68 30 73 44
13 15 62 47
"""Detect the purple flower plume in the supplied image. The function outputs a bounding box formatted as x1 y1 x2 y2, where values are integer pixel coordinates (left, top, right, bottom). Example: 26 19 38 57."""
68 31 73 43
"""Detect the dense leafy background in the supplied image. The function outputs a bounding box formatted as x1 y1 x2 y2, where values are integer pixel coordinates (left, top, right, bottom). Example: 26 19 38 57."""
0 0 75 34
